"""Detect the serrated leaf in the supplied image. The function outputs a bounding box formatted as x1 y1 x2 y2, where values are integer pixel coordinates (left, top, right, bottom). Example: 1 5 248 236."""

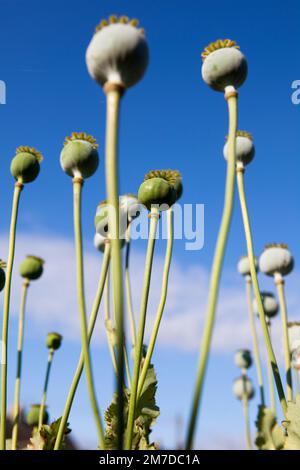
255 405 285 450
27 417 71 450
283 394 300 450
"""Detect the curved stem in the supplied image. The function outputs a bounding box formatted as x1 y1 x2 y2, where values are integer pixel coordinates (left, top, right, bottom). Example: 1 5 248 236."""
125 207 159 450
54 244 110 450
38 349 54 430
275 277 292 401
245 278 265 406
11 279 29 450
266 322 276 414
236 168 287 416
105 88 125 449
186 91 237 450
73 179 105 449
0 181 23 450
137 208 174 398
125 225 137 347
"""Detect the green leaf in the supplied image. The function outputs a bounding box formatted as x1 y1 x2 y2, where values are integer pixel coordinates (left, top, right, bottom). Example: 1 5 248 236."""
255 405 285 450
27 417 71 450
283 394 300 450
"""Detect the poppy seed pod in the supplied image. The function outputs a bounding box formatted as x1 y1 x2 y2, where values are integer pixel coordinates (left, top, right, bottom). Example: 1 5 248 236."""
232 376 254 400
234 349 252 369
19 255 44 281
26 404 49 427
224 131 255 166
0 260 6 292
46 332 63 350
86 15 149 89
94 200 109 236
201 39 248 92
252 291 279 318
60 132 99 179
138 169 182 211
237 255 258 277
259 243 294 277
119 194 141 223
10 146 43 183
287 322 300 353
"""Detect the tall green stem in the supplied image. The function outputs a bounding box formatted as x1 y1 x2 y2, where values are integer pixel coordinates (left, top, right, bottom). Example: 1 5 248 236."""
236 167 287 416
38 349 54 430
0 181 23 450
186 90 237 450
245 277 265 405
125 225 137 347
275 277 292 401
241 372 252 450
266 322 276 414
54 243 110 450
11 279 29 450
125 207 159 450
104 86 125 449
137 208 174 398
73 178 105 449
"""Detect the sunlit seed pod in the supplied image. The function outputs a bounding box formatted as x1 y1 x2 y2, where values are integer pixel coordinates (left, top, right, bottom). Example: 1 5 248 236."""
19 255 44 281
10 146 43 183
144 169 183 203
119 194 142 223
291 346 300 370
252 291 279 318
287 322 300 353
234 349 252 369
0 260 6 292
86 16 149 89
232 376 254 400
237 255 258 277
138 177 175 211
26 404 49 427
201 39 248 92
46 332 63 351
60 132 99 179
259 243 294 277
224 131 255 166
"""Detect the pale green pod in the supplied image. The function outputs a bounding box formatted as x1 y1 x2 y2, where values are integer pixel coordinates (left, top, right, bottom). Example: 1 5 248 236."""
259 244 294 277
252 291 279 318
86 17 149 89
138 177 175 211
94 200 109 236
232 376 254 400
201 40 247 92
10 146 42 183
234 349 252 369
46 332 63 350
26 404 49 427
237 255 258 277
119 194 141 223
224 131 255 166
287 322 300 353
60 133 99 179
19 255 44 281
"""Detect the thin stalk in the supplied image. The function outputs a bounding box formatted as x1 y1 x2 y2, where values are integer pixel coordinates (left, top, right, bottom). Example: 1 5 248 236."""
275 277 293 401
124 346 131 389
54 244 110 450
245 277 265 405
186 89 238 450
236 167 287 416
38 349 54 430
73 178 105 449
104 273 117 375
11 279 29 450
137 208 174 398
266 322 276 414
0 181 23 450
125 207 159 450
104 86 125 449
125 225 137 347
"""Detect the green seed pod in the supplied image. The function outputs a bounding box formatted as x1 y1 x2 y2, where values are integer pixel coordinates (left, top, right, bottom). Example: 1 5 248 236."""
252 291 279 318
94 200 109 236
46 332 63 350
237 255 258 277
138 169 182 211
224 131 255 166
201 39 247 92
10 146 43 183
232 376 254 401
19 255 44 281
259 243 294 277
0 260 6 292
60 132 99 179
288 322 300 353
26 404 49 427
86 16 149 89
234 349 252 369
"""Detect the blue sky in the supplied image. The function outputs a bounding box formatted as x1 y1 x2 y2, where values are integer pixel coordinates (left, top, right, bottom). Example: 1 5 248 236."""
0 0 299 449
